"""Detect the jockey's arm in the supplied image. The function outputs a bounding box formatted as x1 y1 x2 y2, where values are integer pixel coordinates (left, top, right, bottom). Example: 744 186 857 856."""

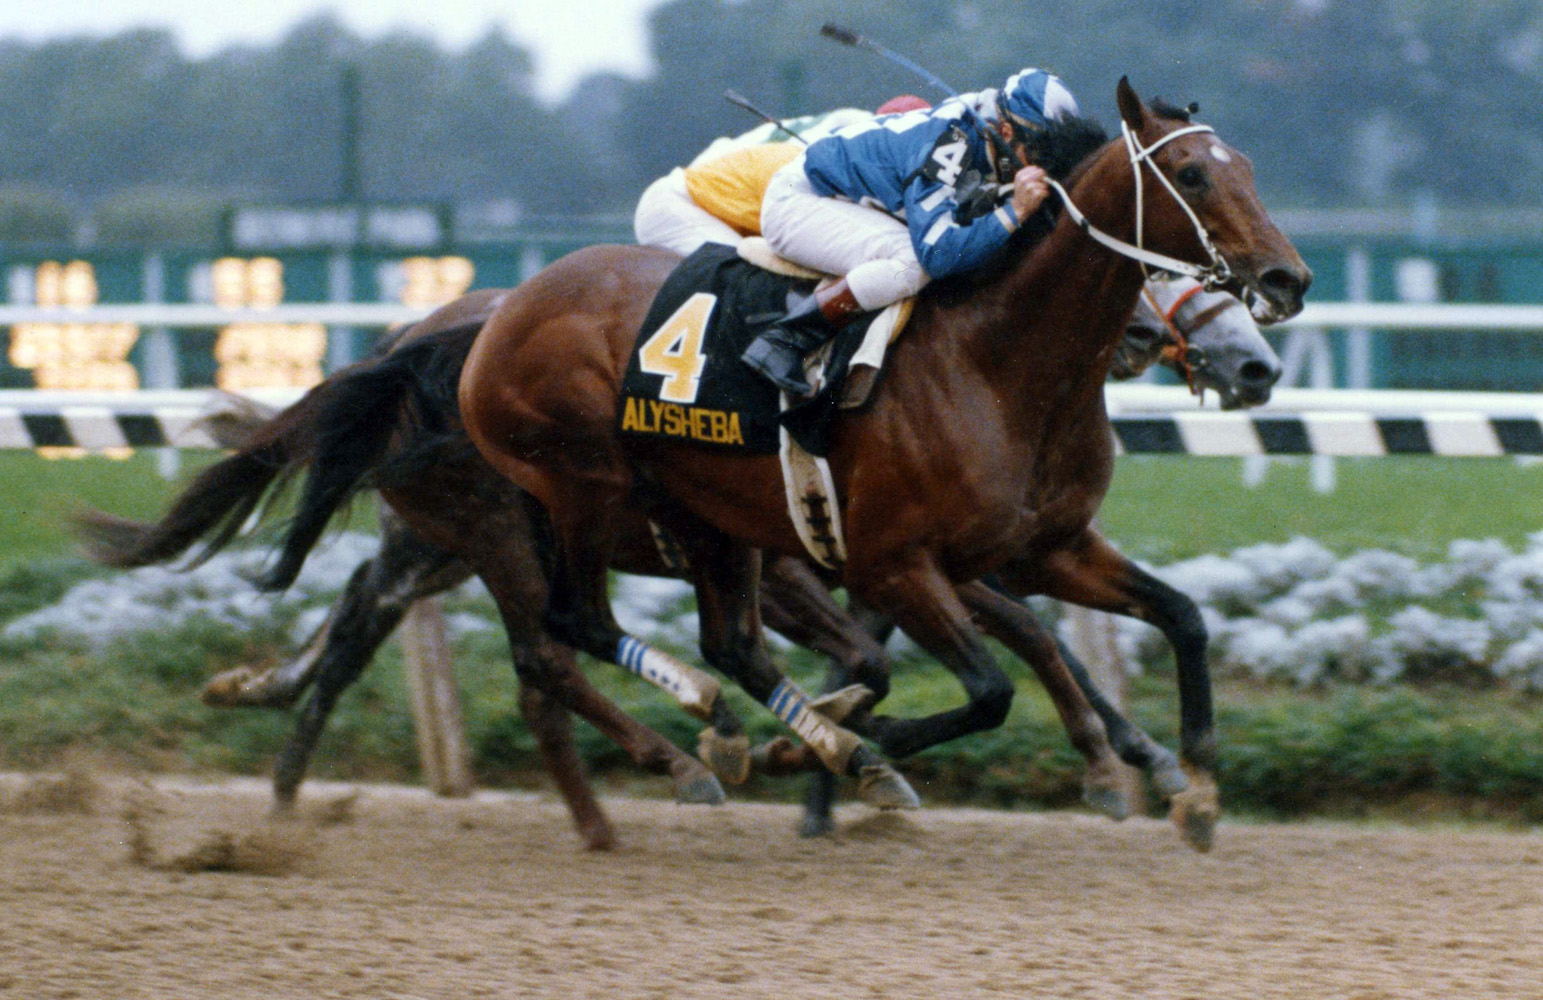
902 161 1052 279
900 173 1013 280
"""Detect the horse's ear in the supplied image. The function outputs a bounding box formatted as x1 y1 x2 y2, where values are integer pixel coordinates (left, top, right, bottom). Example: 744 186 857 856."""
1115 76 1148 132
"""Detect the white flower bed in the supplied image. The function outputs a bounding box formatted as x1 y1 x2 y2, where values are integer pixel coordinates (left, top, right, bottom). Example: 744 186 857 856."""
1107 534 1543 691
4 533 382 649
2 533 695 653
10 532 1543 692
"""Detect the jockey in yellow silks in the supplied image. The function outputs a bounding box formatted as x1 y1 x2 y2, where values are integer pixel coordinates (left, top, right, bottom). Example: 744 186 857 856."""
632 96 933 256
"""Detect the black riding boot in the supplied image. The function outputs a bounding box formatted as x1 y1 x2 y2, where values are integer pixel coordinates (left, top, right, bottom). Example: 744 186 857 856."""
742 279 863 397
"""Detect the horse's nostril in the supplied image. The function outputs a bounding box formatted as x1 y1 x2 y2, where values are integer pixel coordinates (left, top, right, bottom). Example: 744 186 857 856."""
1240 360 1281 387
1261 267 1312 300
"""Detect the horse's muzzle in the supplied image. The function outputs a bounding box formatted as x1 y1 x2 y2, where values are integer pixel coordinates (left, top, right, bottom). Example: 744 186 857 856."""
1217 357 1282 410
1244 264 1313 324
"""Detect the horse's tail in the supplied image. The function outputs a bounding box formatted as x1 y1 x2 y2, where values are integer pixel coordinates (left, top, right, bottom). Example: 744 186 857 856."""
74 323 482 591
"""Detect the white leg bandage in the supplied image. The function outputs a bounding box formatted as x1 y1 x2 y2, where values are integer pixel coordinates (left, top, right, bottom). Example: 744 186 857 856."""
616 636 720 719
767 678 862 773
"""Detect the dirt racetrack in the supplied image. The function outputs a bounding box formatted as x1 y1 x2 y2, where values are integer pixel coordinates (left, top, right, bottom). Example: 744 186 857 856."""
2 773 1540 1000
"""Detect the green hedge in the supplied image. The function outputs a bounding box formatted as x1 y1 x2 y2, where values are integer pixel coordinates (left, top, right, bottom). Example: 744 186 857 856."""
3 610 1541 824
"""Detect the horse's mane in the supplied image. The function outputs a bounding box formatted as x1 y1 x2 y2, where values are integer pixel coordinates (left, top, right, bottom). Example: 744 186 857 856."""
929 112 1109 302
1020 113 1111 182
1150 98 1195 122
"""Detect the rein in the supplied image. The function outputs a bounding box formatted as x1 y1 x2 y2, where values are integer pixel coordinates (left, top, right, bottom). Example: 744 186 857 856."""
1045 121 1233 290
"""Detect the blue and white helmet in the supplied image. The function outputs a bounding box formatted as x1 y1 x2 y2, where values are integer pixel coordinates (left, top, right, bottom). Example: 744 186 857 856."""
996 68 1079 130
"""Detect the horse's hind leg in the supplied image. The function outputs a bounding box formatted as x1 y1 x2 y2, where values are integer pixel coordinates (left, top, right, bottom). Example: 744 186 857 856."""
270 514 471 810
517 669 615 851
539 499 752 785
203 605 334 709
386 483 726 805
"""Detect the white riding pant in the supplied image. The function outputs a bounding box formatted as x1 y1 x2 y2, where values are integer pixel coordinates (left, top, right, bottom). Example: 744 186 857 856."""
760 156 929 311
633 169 743 257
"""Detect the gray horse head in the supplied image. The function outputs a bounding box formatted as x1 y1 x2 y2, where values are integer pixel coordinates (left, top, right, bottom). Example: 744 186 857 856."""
1112 277 1282 409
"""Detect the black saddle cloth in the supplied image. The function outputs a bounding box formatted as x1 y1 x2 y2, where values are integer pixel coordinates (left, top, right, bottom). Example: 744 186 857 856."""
619 243 871 457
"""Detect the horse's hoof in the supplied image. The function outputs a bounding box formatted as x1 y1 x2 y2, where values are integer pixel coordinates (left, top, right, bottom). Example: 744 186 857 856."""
697 727 752 784
675 773 727 806
856 764 920 811
201 667 265 707
1175 807 1216 852
579 822 618 852
1150 756 1190 798
798 811 837 838
1167 764 1219 853
748 736 806 776
1082 781 1131 821
809 684 878 724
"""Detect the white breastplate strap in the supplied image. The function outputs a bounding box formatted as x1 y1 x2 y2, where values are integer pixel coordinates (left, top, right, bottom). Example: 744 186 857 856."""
1046 121 1233 290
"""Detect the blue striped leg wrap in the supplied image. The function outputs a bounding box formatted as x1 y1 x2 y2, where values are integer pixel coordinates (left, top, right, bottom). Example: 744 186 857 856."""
767 678 841 754
616 636 684 697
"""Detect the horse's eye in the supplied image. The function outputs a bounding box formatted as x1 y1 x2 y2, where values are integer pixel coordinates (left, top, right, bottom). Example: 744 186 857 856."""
1177 164 1208 189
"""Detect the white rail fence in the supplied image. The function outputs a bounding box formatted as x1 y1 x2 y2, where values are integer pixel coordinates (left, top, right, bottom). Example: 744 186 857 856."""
2 299 1540 329
7 384 1543 456
4 300 1543 454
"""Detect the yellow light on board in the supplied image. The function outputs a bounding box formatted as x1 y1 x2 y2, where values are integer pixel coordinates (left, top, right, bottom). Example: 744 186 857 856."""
4 260 138 458
7 260 139 391
398 256 475 308
211 256 325 391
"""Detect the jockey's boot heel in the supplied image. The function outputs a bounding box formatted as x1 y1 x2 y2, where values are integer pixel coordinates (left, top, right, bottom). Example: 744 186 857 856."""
741 279 863 397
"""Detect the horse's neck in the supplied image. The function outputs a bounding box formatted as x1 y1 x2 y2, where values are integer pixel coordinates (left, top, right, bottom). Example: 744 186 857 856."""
965 150 1149 420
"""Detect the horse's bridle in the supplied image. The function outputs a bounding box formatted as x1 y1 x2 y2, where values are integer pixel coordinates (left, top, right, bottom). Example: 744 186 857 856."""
1142 280 1244 398
1045 120 1234 291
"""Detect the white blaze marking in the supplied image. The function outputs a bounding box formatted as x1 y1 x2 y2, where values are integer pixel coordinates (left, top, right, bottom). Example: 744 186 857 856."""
1209 144 1232 163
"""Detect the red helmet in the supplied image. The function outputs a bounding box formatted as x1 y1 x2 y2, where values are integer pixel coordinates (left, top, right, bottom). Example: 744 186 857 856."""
876 94 931 115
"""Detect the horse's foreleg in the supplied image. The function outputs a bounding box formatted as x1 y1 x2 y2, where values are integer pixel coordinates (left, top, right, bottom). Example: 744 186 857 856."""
1049 634 1187 798
759 555 893 700
955 580 1133 820
846 559 1016 761
1035 530 1218 852
685 534 916 810
758 555 894 836
517 673 616 851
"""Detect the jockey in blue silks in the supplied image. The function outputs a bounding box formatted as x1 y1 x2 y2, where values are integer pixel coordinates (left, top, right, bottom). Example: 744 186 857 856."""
747 68 1079 396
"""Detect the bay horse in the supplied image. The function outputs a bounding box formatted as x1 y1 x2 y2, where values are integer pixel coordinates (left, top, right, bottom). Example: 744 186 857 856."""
458 79 1311 849
75 262 1279 848
181 277 1277 839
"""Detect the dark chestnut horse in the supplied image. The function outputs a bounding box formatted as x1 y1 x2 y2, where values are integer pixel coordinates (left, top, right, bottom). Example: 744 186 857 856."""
459 80 1311 848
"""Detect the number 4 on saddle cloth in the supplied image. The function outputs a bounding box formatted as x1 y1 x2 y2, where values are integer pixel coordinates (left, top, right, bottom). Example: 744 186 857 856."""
619 242 909 458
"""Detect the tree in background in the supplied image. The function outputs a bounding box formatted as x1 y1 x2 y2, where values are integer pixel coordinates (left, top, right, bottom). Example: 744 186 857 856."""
0 0 1539 242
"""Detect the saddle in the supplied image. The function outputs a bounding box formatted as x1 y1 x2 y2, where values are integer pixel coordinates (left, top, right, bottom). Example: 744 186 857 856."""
619 243 914 458
735 237 915 411
620 242 916 568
